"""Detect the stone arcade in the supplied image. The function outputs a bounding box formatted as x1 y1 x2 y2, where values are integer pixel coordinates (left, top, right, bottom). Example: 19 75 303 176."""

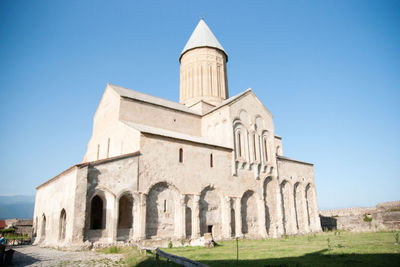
33 19 321 248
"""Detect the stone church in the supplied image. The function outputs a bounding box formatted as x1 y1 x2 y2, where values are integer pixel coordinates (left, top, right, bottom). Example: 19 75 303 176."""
33 19 321 248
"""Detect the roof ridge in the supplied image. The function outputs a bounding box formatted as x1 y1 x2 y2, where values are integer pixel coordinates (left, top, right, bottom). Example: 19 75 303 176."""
107 83 201 116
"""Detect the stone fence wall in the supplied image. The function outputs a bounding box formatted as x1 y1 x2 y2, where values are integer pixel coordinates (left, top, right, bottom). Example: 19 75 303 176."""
319 200 400 232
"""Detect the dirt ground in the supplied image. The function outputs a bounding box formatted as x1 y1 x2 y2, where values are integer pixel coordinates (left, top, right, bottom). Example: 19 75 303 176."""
8 245 125 266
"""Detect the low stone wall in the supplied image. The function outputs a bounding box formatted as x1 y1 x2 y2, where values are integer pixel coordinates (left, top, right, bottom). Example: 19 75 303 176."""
319 201 400 232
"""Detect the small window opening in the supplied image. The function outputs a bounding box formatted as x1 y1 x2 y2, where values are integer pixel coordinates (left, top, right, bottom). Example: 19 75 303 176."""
179 148 183 163
107 138 110 158
97 144 100 160
253 134 257 161
238 132 242 157
163 199 167 212
264 138 269 162
210 153 213 167
207 225 213 234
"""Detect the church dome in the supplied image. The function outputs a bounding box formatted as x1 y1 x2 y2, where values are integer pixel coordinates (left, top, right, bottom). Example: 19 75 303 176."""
180 19 227 62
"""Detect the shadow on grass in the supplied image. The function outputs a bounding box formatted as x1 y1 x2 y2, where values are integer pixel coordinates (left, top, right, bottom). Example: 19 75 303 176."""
136 249 400 267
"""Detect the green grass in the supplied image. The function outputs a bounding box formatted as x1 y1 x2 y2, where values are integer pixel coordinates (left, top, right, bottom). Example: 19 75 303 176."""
104 231 400 266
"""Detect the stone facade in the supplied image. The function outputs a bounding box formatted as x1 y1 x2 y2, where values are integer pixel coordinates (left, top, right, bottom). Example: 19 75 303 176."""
33 19 321 248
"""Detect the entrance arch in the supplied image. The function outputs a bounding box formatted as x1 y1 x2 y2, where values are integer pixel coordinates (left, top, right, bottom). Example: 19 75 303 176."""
90 195 106 229
146 182 179 238
200 186 222 237
241 190 258 236
59 209 66 241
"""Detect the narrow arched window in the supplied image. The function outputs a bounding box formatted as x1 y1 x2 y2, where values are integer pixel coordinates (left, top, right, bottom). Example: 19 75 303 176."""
97 144 100 160
210 153 213 167
253 134 257 161
264 138 269 162
179 148 183 163
238 132 242 157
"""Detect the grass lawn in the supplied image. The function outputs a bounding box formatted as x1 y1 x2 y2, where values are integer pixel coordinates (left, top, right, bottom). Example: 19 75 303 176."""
105 231 400 266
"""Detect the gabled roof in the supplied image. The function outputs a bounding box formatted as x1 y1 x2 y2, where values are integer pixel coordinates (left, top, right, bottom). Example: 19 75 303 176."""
180 19 227 61
203 88 252 115
121 120 232 150
203 88 273 118
108 84 201 116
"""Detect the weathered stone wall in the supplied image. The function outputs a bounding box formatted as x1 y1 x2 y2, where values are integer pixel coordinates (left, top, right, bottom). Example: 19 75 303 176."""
119 97 201 137
320 201 400 232
85 154 139 243
33 166 80 247
277 157 321 234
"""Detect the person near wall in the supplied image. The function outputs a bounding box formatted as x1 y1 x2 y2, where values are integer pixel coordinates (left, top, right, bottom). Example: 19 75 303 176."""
0 233 6 264
0 233 5 246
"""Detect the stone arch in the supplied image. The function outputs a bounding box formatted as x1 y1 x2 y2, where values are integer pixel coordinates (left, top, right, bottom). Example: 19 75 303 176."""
34 216 38 237
263 177 274 234
40 213 46 241
117 192 134 229
293 182 302 231
90 194 106 230
146 182 180 238
238 109 249 125
230 198 236 237
233 120 248 160
59 209 66 241
305 183 316 229
185 206 192 237
261 130 269 164
241 190 259 236
255 115 264 131
199 185 222 237
117 192 134 240
280 180 294 235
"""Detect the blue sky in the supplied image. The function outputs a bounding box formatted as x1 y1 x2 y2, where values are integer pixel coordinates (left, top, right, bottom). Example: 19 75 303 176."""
0 0 399 210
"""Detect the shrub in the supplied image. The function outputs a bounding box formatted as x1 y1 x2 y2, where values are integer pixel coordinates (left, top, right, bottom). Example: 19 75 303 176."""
394 232 399 244
363 214 372 222
0 229 15 234
108 246 120 254
168 241 173 248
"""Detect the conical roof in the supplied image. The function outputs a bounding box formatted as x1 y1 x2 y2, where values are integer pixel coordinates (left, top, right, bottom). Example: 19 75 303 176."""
180 19 227 61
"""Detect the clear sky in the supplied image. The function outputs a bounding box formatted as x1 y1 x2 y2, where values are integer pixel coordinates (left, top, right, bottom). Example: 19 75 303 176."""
0 0 399 210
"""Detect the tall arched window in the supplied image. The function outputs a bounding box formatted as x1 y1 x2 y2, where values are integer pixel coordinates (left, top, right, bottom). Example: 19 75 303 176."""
264 137 269 162
179 148 183 163
210 153 213 167
41 214 46 241
90 195 105 229
253 134 257 161
59 209 66 241
237 132 242 157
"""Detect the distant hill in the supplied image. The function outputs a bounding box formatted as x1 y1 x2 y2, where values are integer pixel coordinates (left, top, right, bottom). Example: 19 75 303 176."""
0 195 35 220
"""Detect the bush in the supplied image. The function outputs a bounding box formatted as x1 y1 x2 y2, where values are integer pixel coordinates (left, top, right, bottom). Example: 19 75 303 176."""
168 241 173 248
363 214 372 222
108 246 120 254
0 229 15 234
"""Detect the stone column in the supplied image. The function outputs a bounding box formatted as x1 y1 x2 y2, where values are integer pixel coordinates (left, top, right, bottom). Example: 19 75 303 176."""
234 197 242 237
192 195 201 239
300 186 310 233
111 196 118 242
178 194 186 239
138 194 147 240
276 181 285 236
221 196 231 238
310 186 321 232
257 195 268 238
71 166 88 245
